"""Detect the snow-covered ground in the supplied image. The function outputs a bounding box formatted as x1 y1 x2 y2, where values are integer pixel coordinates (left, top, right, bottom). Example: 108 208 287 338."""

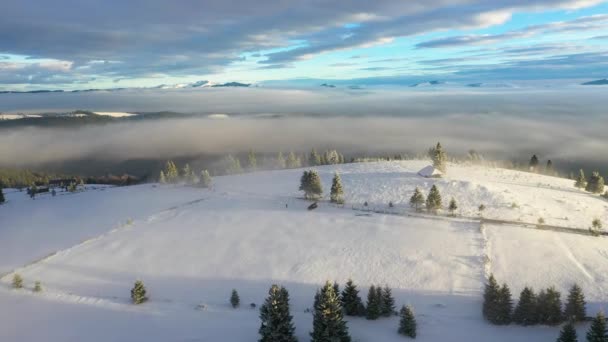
93 111 136 117
1 160 606 341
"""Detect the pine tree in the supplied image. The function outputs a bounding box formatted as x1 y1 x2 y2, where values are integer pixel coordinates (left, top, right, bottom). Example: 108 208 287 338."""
483 274 500 323
575 169 587 189
324 150 341 165
131 280 148 304
375 286 384 317
409 187 425 211
556 321 578 342
341 279 365 316
277 151 287 169
429 142 447 173
398 305 417 339
330 173 344 204
538 287 563 325
259 284 297 342
299 170 323 200
287 151 301 169
530 155 539 171
448 197 458 216
564 284 586 322
426 185 442 212
33 281 42 292
248 149 257 171
0 186 5 204
230 289 240 308
381 285 396 317
586 172 605 194
12 273 23 289
586 312 608 342
546 160 554 175
182 164 193 183
159 170 167 184
309 149 321 166
366 285 381 320
311 281 351 342
513 287 538 326
199 170 212 188
497 283 513 325
165 161 179 183
225 155 243 175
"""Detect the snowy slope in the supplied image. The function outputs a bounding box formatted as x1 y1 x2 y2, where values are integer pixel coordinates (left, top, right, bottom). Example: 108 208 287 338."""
1 160 607 341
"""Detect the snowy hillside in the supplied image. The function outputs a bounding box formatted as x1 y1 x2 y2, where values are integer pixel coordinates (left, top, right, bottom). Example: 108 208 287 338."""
1 161 607 341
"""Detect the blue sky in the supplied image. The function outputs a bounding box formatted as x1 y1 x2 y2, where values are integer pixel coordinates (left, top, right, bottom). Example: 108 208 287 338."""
0 0 606 90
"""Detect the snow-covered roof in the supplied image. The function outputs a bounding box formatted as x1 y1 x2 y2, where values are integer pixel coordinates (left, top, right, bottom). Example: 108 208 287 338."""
418 165 443 178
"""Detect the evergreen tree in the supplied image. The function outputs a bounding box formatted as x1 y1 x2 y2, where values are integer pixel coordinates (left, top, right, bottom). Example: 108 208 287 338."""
341 279 365 316
564 284 586 322
12 273 23 289
556 321 578 342
586 312 608 342
299 170 323 200
546 160 554 175
159 170 167 184
366 285 381 320
0 185 5 204
277 151 287 169
448 197 458 216
259 284 297 342
33 281 42 293
230 289 240 308
225 155 243 175
375 286 384 317
131 280 148 304
538 287 563 325
182 164 193 182
398 305 417 339
482 274 501 323
309 149 321 166
530 155 539 171
310 281 351 342
324 150 341 165
425 185 442 212
429 142 447 173
513 287 538 326
575 169 587 189
330 173 344 204
497 283 513 325
586 171 606 194
286 151 301 169
165 161 179 183
409 187 425 211
199 170 212 188
381 285 396 317
248 149 257 171
29 183 37 199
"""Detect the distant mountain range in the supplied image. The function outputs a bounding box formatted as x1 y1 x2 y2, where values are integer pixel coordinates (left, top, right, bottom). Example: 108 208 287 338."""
0 80 251 94
581 79 608 85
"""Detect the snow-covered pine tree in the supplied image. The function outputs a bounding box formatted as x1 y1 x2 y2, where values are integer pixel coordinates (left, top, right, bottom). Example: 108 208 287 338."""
310 281 351 342
286 151 301 169
409 187 425 211
224 155 243 175
309 148 321 166
330 173 344 204
247 149 257 171
425 185 442 213
230 289 240 308
398 305 417 339
159 170 167 184
259 284 297 342
199 170 212 188
448 197 458 216
131 280 148 304
165 161 179 183
381 285 396 317
586 312 607 342
324 150 341 165
430 142 447 173
341 279 365 316
575 169 587 189
564 284 586 322
513 287 538 326
277 151 287 169
556 321 578 342
12 273 23 289
497 283 513 325
182 164 193 183
586 171 605 194
299 170 323 200
366 285 381 320
482 274 501 323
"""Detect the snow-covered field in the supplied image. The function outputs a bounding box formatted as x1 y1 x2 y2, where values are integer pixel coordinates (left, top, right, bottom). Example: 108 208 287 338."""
93 111 137 117
1 161 606 341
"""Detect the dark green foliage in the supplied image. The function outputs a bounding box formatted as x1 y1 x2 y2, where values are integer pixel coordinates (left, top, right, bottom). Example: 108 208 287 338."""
448 197 458 215
398 305 417 339
330 173 344 204
299 170 323 200
341 279 366 317
586 171 605 194
12 274 23 289
429 142 447 173
0 186 4 204
556 321 578 342
537 287 563 325
496 284 513 325
259 285 297 342
310 281 351 342
409 187 425 211
231 289 240 308
33 281 42 293
586 312 608 342
482 274 500 323
425 185 442 212
381 285 396 317
366 285 381 320
530 155 539 170
564 284 586 322
131 280 148 304
513 287 538 326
